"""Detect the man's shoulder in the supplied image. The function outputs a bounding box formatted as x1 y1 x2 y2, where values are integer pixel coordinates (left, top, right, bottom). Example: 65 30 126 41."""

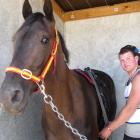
131 68 140 82
132 74 140 84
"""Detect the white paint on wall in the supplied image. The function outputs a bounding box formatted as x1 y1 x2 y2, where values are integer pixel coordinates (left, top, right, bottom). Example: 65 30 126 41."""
65 12 140 140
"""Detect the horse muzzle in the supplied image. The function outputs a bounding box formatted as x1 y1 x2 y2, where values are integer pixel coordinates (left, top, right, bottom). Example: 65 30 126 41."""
0 80 28 115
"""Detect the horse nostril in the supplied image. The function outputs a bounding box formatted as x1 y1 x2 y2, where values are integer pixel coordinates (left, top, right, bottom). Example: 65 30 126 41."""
11 90 23 103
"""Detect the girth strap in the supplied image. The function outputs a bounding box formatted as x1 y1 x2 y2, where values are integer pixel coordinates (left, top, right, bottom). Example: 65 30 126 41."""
84 67 109 125
84 67 113 140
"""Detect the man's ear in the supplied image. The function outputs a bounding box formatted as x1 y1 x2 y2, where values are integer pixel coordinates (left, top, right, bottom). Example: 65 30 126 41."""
135 56 139 64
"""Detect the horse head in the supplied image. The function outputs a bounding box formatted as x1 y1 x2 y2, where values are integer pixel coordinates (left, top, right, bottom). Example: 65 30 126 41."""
0 0 59 115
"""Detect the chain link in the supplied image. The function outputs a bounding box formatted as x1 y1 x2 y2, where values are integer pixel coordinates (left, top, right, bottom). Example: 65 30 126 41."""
36 82 88 140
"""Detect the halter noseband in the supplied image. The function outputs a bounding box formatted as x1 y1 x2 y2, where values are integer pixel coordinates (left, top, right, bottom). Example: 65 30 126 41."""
5 29 59 84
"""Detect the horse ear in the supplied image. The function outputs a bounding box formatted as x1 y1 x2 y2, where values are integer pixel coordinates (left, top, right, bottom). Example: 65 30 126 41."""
22 0 32 19
43 0 54 21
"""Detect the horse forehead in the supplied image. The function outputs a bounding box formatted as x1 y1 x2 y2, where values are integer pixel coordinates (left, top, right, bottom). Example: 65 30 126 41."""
13 17 53 45
23 21 46 34
33 19 54 35
15 23 46 41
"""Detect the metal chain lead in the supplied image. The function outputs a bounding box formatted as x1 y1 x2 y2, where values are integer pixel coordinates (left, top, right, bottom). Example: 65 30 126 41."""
37 82 88 140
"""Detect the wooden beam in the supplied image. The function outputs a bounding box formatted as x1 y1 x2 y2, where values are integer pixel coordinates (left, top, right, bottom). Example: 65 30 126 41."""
54 1 140 22
51 0 65 21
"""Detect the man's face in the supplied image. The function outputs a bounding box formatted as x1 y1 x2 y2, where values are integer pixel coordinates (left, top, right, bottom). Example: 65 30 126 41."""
119 51 138 74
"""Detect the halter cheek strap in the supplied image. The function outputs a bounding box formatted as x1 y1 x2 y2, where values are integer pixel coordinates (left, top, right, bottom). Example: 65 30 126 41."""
5 29 59 84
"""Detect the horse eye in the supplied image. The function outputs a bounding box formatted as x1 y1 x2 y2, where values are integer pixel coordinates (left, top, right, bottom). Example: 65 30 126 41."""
41 37 49 44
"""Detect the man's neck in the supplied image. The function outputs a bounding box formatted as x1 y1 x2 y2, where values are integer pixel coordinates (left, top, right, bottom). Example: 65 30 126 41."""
128 66 138 77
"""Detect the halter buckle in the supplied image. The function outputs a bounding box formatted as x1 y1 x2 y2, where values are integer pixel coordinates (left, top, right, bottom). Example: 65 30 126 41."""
21 69 32 80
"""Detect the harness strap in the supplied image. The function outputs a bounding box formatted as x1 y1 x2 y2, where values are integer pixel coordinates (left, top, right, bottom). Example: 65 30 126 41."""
84 67 109 125
6 67 41 83
85 68 113 140
126 66 140 86
40 29 59 79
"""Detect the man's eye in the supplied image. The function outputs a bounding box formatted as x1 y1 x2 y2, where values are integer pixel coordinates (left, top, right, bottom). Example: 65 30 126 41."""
41 37 49 44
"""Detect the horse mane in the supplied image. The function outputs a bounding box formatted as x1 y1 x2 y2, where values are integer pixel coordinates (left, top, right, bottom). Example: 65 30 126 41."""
58 32 69 63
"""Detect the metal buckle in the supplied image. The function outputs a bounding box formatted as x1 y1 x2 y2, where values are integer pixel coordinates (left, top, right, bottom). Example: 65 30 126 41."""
21 69 32 80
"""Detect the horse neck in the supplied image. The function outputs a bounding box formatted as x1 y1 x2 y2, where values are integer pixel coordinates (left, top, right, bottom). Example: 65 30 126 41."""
44 43 70 90
42 43 74 110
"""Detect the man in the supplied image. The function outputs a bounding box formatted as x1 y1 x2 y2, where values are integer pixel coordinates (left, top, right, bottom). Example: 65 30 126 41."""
99 45 140 140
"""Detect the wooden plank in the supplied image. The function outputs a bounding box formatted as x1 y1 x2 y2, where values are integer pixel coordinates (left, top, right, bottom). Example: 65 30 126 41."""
55 1 140 22
51 0 65 20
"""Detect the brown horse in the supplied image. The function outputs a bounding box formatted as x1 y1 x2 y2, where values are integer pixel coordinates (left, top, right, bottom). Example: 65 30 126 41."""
0 0 116 139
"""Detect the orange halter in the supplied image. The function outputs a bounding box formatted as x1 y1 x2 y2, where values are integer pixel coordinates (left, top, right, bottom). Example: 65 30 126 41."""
5 29 59 84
